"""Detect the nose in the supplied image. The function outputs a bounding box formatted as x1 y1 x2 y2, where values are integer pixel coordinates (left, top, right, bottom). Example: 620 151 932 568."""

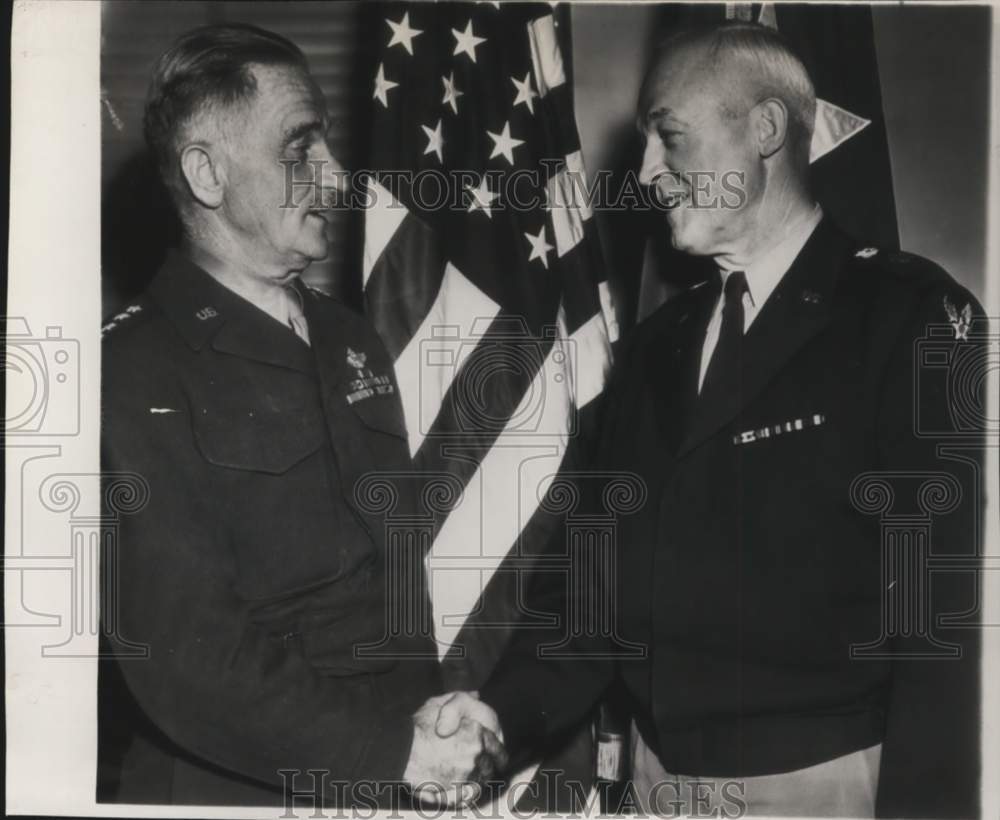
315 139 347 194
638 135 668 187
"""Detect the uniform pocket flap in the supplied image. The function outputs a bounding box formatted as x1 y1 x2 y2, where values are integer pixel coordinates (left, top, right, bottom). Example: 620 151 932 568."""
348 395 408 441
194 407 326 474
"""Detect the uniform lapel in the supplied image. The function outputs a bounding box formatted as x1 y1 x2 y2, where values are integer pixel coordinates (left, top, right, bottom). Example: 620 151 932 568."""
678 219 853 457
209 292 313 374
149 250 313 373
297 284 357 396
646 280 719 454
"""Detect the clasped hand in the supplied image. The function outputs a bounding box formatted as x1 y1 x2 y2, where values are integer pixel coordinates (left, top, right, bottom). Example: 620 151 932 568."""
404 691 508 807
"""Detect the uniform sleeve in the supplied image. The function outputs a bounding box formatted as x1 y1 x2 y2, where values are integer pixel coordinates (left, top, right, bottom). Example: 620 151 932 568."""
479 332 646 763
101 359 414 797
873 283 985 819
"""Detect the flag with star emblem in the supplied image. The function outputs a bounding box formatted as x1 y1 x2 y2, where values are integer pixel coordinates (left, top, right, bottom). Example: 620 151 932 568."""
738 2 899 248
361 0 615 776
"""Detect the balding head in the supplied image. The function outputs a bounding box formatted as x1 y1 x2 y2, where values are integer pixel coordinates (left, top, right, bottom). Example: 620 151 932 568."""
640 22 816 167
635 21 819 261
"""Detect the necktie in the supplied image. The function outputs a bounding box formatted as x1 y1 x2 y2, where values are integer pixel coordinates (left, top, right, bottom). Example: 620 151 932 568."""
286 289 311 346
699 270 747 405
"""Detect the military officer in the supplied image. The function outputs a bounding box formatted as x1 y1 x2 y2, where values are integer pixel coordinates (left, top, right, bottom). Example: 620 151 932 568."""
433 21 986 819
99 24 498 807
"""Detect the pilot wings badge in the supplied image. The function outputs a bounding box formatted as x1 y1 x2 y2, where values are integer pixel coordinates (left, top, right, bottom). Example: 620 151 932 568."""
346 347 367 369
943 296 972 341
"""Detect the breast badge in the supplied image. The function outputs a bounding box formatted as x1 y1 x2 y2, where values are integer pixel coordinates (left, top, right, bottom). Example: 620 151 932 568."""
345 346 395 405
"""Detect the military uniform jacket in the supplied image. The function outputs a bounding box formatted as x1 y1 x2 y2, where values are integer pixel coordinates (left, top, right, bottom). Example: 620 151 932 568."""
483 219 984 819
100 251 442 805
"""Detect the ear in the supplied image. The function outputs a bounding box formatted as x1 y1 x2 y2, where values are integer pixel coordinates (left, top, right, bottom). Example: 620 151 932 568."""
179 143 225 209
752 98 789 159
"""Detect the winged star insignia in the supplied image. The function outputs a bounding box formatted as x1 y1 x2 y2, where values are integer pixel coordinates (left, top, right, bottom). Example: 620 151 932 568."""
944 296 972 341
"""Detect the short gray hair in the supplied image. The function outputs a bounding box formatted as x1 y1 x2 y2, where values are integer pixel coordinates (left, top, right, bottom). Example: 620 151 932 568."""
144 24 310 206
643 21 817 160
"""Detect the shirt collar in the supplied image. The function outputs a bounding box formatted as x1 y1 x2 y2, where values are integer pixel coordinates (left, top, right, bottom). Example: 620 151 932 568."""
719 204 823 308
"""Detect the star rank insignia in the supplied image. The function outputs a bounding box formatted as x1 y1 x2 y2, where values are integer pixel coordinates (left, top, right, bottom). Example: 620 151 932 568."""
944 296 973 341
855 247 878 259
101 303 143 336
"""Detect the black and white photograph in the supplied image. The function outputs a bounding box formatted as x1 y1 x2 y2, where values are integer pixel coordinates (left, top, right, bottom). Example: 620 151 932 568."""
5 1 999 819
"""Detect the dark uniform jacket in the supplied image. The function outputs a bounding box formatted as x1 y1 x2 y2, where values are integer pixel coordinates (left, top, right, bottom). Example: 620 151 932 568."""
483 219 984 819
99 250 442 806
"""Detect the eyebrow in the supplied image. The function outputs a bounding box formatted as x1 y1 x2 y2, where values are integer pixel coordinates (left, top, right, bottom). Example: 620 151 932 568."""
644 107 688 130
281 119 323 147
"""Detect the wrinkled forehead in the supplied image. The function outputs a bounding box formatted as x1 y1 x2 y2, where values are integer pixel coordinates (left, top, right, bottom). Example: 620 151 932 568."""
248 63 325 116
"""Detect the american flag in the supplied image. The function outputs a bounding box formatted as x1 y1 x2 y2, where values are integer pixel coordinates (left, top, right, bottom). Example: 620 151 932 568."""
362 0 616 711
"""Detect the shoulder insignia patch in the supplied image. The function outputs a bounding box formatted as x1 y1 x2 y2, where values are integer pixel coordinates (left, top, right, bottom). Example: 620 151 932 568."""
944 295 973 341
102 304 144 337
855 247 878 259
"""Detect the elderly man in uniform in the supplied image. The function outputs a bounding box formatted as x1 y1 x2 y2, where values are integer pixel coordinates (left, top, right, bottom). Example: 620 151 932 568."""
431 21 984 819
99 24 500 808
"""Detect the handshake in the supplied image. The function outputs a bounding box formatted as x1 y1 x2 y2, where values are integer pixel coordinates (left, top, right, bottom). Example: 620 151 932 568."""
403 691 509 807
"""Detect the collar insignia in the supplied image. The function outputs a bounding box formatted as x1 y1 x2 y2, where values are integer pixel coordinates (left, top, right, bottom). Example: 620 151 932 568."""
195 306 218 321
855 247 878 259
944 296 972 341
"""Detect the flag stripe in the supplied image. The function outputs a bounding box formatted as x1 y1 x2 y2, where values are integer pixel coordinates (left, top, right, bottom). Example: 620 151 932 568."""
527 15 566 96
393 261 501 456
363 2 614 705
364 211 449 361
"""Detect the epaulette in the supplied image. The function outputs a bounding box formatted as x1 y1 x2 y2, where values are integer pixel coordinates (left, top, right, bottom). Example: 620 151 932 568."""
101 301 147 339
848 245 981 340
849 246 948 284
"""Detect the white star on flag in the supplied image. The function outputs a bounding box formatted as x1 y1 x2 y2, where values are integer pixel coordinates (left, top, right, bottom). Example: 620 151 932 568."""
486 121 525 165
452 20 487 62
441 72 464 115
386 12 422 56
511 73 538 114
524 226 554 269
465 177 498 218
421 120 444 163
373 63 398 109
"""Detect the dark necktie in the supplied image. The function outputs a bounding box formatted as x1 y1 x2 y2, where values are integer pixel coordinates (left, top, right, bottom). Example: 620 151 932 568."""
699 270 747 406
